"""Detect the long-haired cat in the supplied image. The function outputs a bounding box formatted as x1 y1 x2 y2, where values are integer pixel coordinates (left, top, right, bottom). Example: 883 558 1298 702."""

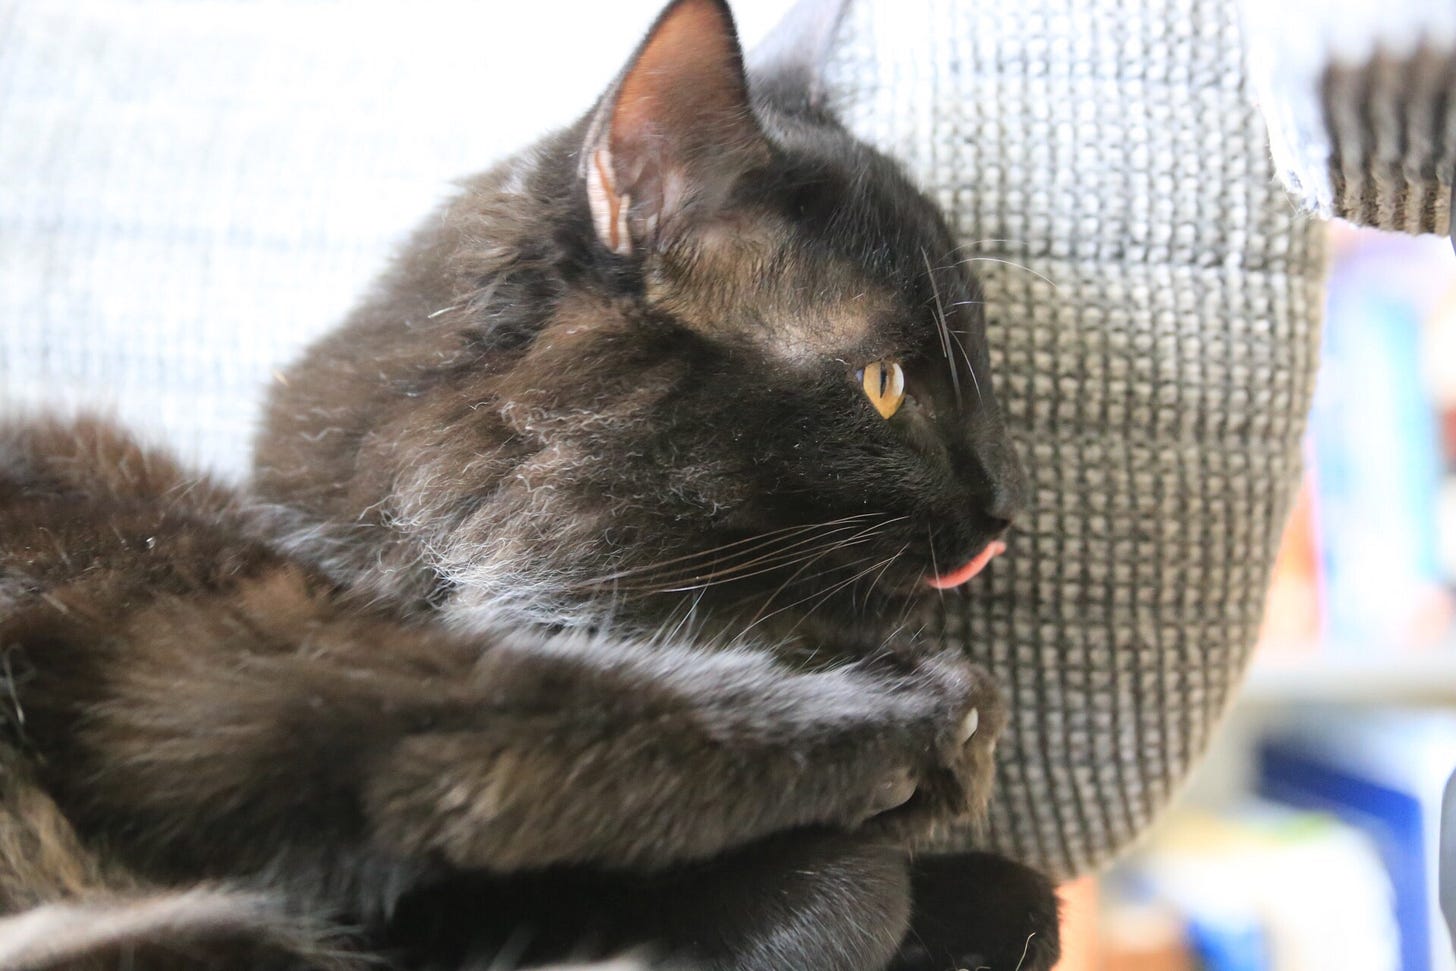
0 1 1059 969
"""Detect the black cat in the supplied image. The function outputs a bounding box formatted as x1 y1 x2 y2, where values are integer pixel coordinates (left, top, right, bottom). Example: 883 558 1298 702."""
0 1 1058 968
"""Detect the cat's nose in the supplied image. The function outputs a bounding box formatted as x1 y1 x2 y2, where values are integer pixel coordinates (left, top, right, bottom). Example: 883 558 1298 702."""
984 487 1020 529
986 444 1029 525
983 468 1026 528
962 479 1018 537
982 512 1014 538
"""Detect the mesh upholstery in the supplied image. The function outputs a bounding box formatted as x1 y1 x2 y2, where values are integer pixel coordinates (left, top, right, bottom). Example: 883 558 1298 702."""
824 0 1325 876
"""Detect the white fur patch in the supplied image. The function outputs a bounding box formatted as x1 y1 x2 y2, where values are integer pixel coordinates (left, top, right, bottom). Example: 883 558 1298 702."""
0 889 293 970
587 147 632 256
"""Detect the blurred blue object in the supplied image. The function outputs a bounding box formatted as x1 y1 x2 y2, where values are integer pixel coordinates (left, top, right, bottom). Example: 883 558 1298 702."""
1258 709 1456 971
1308 231 1450 651
1186 911 1270 971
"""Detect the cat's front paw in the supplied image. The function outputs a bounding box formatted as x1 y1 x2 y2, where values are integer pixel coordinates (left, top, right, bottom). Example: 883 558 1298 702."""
865 651 1007 835
891 851 1061 971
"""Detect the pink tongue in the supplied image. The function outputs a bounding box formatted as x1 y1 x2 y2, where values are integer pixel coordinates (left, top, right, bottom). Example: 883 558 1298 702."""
927 541 1007 590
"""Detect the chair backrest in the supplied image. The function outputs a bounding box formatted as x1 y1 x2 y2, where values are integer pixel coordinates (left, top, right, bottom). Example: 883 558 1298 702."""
824 0 1324 876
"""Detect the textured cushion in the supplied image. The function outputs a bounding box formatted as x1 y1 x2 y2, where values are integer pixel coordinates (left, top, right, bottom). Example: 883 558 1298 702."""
0 0 786 475
1 0 1329 880
823 0 1324 876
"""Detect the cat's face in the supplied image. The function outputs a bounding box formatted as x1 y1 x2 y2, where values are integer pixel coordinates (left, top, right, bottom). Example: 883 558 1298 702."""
450 0 1026 628
636 154 1019 579
260 0 1027 635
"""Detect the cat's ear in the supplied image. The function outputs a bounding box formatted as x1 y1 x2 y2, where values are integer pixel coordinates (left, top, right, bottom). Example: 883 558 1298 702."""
746 0 849 115
581 0 768 257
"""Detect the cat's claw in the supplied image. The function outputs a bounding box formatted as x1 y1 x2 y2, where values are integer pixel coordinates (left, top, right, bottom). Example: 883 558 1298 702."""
870 769 919 814
958 708 979 743
861 653 1006 836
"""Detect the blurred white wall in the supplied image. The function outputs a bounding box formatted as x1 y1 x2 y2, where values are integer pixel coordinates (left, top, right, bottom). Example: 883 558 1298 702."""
0 1 788 476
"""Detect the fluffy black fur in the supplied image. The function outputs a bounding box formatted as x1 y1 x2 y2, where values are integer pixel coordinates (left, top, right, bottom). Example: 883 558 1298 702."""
0 1 1060 968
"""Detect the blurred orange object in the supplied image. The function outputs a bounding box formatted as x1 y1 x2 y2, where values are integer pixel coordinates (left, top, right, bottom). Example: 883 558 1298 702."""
1257 476 1321 654
1054 875 1196 971
1052 877 1096 971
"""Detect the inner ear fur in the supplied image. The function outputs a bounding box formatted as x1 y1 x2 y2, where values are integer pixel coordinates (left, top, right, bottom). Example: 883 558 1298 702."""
581 0 769 257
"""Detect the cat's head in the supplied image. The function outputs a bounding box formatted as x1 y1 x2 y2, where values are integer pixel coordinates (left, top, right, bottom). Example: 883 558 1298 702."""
261 0 1027 636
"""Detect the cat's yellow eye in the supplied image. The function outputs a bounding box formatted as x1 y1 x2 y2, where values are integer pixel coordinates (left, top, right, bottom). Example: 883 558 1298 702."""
860 360 905 419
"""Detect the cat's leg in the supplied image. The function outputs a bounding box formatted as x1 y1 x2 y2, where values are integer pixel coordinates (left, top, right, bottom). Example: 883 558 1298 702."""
889 852 1061 971
14 582 1000 910
651 830 912 971
362 632 1002 874
381 838 1060 971
386 830 912 971
658 841 1060 971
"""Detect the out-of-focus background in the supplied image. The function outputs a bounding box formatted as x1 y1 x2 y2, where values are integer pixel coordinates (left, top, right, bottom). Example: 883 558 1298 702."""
3 2 1454 969
1057 225 1456 971
0 0 789 477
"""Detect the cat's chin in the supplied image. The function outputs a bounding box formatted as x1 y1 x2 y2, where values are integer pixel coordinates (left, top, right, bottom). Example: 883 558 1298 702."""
925 541 1006 590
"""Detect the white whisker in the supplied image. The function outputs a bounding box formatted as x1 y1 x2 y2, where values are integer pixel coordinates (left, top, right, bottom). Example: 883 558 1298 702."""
948 256 1058 290
922 248 963 409
942 238 1032 256
577 515 879 589
781 552 903 639
746 517 907 624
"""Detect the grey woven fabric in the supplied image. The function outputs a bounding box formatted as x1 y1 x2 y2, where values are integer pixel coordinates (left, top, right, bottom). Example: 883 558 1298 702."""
1243 0 1456 234
823 0 1326 877
0 0 1327 881
0 0 786 476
